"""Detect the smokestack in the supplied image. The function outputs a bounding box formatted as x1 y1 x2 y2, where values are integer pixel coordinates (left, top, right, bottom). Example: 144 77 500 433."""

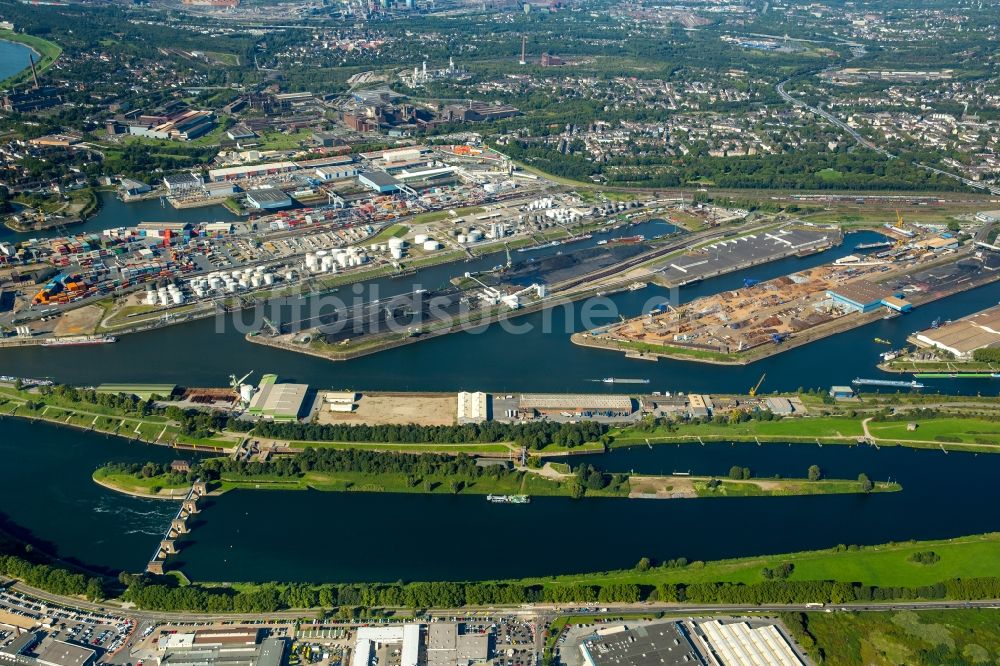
29 54 38 89
519 36 526 65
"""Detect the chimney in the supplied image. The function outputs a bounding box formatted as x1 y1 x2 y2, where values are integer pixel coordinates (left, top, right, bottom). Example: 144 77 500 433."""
29 54 38 89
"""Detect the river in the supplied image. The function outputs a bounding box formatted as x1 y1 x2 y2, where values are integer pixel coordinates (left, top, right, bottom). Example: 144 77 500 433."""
3 418 1000 583
0 39 36 82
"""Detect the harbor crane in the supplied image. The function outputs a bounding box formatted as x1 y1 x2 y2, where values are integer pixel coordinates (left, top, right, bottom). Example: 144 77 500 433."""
229 371 253 393
749 373 766 397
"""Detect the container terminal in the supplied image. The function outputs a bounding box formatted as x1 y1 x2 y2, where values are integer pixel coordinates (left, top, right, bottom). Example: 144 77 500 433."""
574 222 1000 365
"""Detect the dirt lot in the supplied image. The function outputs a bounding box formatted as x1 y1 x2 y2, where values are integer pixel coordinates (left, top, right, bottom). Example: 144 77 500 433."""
318 392 457 426
53 304 103 336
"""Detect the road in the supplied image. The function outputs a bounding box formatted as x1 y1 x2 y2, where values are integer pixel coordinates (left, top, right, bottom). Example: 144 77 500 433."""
9 577 1000 625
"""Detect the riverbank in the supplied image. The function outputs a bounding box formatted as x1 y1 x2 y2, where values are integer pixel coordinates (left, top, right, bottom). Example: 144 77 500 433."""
0 30 61 85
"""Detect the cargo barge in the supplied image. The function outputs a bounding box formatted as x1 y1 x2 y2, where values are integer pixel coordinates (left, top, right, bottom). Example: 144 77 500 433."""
487 494 530 504
43 336 117 347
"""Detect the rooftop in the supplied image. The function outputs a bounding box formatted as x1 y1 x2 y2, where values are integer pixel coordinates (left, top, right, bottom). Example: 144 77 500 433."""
36 641 95 666
580 623 699 666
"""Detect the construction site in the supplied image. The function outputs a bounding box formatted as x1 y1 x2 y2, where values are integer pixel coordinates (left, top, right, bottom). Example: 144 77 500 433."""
576 224 1000 364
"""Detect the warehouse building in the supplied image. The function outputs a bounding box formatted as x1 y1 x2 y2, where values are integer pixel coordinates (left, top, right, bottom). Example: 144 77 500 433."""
0 633 40 662
324 391 357 413
914 306 1000 358
208 162 297 183
247 374 309 421
35 641 95 666
695 620 803 666
457 391 489 424
358 170 400 193
315 166 360 181
245 187 292 210
519 394 633 417
579 623 700 666
826 280 910 314
426 623 491 666
159 636 284 666
351 625 420 666
163 173 204 192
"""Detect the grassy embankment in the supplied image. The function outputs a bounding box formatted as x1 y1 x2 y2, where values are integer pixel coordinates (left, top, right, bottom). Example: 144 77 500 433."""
0 386 235 449
609 414 1000 453
0 30 62 85
531 533 1000 591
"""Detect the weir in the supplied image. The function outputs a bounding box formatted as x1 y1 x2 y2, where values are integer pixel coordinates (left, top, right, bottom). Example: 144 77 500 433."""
145 479 206 574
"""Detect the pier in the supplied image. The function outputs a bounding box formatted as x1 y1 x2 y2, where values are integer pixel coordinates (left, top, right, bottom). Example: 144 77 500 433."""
145 479 207 575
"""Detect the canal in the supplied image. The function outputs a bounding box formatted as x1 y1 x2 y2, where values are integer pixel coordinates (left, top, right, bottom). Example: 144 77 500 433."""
1 221 998 396
3 418 1000 584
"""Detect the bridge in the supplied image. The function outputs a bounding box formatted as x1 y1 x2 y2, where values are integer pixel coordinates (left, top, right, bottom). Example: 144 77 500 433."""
145 480 208 575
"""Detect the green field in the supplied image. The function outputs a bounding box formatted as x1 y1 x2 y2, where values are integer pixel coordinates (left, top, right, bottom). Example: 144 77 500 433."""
788 609 1000 665
611 417 865 446
867 418 1000 446
529 533 1000 590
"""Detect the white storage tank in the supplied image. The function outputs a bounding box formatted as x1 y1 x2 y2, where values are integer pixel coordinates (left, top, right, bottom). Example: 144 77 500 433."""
423 240 441 251
457 234 467 244
147 291 158 305
414 233 429 244
388 237 405 250
171 291 184 305
263 273 275 286
468 230 483 242
305 253 318 270
391 247 404 260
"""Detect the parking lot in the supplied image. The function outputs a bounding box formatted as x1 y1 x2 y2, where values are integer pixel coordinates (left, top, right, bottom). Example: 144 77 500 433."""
0 589 136 661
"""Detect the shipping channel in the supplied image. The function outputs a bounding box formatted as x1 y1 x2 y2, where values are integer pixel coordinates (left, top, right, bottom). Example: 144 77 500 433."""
3 418 1000 583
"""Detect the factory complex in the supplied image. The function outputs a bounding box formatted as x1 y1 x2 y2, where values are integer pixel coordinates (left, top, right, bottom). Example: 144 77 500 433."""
214 375 809 427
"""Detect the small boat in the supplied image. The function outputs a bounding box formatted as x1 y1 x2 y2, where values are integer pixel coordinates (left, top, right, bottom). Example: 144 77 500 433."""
874 337 892 345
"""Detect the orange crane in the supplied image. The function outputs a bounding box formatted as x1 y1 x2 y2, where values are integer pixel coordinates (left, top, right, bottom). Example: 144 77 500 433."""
749 373 766 397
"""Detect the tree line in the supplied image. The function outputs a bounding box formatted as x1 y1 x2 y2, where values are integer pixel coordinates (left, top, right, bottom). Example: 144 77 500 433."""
0 554 104 602
232 420 608 450
116 573 1000 613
